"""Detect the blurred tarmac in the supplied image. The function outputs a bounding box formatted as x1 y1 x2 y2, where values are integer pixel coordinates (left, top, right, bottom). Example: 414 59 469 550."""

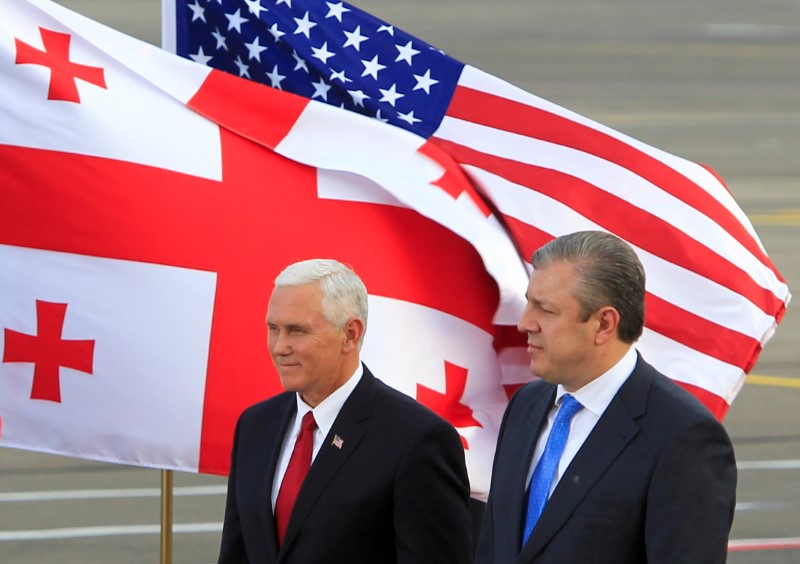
1 0 798 562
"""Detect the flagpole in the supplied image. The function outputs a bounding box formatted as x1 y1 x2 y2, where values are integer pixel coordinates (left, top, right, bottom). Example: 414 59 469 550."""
160 469 174 564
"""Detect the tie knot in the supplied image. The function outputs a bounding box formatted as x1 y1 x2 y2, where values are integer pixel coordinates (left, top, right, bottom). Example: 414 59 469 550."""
558 394 582 420
301 411 317 433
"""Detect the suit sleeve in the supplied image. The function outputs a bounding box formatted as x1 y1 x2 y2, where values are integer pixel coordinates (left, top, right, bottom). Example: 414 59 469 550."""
393 420 473 564
645 415 737 563
473 437 499 564
217 418 249 564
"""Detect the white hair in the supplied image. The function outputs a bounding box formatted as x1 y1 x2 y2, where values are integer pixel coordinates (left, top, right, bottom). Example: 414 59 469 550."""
275 259 368 344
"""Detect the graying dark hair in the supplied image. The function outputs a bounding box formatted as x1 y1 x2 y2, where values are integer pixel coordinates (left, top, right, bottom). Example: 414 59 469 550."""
275 259 368 345
532 231 645 343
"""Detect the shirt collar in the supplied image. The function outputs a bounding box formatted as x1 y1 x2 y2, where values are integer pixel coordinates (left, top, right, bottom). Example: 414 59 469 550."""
556 346 637 416
295 362 363 438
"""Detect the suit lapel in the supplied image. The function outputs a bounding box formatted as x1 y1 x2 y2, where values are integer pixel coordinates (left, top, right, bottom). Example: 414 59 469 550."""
278 366 376 556
260 396 296 560
521 359 652 560
491 384 555 560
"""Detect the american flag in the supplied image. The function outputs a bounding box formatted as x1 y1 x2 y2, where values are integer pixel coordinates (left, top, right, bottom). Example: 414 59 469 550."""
170 0 462 138
166 0 790 418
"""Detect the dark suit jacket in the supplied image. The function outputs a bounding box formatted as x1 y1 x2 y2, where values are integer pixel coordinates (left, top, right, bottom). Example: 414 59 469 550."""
475 354 736 563
218 364 473 563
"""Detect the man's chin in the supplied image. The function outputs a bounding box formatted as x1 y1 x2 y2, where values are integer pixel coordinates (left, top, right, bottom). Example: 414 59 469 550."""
277 372 303 392
529 365 551 383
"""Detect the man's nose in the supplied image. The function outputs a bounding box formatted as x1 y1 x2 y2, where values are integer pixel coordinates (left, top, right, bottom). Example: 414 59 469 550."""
270 331 291 354
518 309 539 334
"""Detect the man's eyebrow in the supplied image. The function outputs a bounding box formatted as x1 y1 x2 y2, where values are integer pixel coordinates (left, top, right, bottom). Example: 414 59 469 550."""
266 321 307 329
527 295 557 310
525 293 542 304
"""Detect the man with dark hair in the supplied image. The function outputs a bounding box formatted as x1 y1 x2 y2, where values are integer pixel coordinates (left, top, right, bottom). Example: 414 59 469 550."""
219 259 473 563
475 231 736 563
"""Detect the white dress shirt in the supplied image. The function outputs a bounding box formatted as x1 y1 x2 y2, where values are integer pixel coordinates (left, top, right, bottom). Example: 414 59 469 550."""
270 363 363 509
526 347 637 496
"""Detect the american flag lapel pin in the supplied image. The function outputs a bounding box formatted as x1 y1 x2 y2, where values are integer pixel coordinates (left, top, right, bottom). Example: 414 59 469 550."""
332 435 344 449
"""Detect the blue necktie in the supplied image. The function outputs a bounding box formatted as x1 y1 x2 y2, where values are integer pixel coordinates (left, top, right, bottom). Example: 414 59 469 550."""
522 394 583 546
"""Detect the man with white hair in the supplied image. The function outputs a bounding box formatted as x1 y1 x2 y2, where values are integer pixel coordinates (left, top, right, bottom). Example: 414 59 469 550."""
219 258 473 563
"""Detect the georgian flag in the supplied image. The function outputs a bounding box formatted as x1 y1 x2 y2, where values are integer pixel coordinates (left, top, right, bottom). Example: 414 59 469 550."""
0 0 527 497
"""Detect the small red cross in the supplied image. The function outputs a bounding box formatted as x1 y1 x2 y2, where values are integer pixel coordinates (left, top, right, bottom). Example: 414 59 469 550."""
3 300 95 403
15 27 107 103
417 361 483 448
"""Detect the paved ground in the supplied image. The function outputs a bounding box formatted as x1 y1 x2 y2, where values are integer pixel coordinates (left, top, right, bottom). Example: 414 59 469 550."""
2 0 798 562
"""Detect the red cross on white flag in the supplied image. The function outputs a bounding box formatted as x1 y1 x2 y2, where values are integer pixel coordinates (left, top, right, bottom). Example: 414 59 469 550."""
3 300 95 403
15 26 106 102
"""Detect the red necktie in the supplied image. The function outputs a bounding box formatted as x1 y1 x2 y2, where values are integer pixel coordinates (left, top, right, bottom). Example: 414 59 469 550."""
275 411 317 544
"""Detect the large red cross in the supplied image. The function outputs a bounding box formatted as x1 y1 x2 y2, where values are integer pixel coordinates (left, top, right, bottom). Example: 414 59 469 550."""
3 300 95 403
0 68 503 473
15 27 106 103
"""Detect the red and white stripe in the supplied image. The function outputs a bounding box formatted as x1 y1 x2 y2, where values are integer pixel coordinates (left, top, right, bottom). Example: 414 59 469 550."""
433 66 790 418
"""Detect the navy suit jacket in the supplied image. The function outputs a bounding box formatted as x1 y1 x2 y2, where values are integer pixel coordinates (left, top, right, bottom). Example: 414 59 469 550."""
475 354 736 563
218 365 473 564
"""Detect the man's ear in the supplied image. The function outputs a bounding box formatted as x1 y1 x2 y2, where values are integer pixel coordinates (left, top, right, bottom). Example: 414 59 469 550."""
342 318 365 352
594 306 620 345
